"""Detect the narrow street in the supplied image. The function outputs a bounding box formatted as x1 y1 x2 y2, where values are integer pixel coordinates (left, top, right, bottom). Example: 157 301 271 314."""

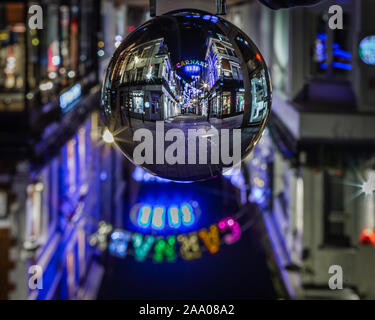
97 177 278 300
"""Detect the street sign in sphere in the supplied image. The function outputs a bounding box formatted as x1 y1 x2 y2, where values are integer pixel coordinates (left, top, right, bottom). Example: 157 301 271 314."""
101 9 272 182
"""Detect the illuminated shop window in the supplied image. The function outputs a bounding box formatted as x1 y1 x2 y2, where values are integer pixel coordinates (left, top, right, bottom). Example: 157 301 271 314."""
250 70 268 123
222 92 231 115
25 174 50 249
236 92 244 112
78 127 87 184
312 12 352 78
132 90 144 114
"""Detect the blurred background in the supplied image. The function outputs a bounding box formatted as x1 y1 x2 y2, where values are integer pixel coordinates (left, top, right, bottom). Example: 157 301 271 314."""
0 0 375 300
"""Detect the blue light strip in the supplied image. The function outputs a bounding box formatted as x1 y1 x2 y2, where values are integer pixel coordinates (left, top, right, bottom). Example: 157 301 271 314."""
332 62 352 70
136 202 198 231
333 48 352 60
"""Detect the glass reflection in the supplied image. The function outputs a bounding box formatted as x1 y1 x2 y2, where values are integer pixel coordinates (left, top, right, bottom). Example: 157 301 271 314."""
101 9 272 181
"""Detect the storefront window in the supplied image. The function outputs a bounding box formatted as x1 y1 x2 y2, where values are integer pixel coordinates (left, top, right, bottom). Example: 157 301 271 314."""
67 138 77 195
250 70 268 123
25 181 48 246
236 92 244 112
222 92 231 115
216 95 221 114
211 95 220 115
132 90 144 113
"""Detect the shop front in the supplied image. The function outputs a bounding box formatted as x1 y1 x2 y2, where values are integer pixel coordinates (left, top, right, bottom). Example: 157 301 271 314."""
208 82 245 119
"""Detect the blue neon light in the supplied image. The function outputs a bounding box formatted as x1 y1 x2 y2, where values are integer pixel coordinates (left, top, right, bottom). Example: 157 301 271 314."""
135 202 198 231
333 48 352 60
316 33 352 71
132 167 171 183
109 230 131 258
138 205 152 228
181 203 194 227
184 13 218 23
332 62 352 70
59 84 82 114
184 65 201 73
151 206 165 230
211 16 219 23
317 32 327 41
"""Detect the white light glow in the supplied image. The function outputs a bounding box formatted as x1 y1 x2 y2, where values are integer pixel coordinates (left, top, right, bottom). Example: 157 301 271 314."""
362 172 375 195
102 128 114 143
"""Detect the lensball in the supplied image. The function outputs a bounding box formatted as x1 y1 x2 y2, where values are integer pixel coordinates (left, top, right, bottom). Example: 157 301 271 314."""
101 9 272 182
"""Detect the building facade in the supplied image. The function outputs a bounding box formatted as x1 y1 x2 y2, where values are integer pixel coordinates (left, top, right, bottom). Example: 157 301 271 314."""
228 0 375 299
0 0 126 300
204 33 245 119
104 37 181 123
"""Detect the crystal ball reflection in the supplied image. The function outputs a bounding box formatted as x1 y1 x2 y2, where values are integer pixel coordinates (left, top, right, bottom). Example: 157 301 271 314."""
101 10 272 182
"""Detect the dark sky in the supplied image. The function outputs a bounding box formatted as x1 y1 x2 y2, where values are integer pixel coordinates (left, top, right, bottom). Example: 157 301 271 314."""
126 11 222 67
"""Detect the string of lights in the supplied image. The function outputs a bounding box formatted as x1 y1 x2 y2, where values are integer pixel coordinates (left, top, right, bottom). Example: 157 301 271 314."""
87 205 259 263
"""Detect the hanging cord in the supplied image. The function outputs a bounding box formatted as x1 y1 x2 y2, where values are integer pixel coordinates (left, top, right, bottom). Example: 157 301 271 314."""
258 0 325 10
149 0 227 17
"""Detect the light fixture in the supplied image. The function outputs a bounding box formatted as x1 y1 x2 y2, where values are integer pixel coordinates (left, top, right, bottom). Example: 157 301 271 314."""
102 128 114 143
362 173 375 195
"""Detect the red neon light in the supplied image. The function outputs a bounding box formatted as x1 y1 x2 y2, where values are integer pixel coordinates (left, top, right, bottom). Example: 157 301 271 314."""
256 53 262 62
359 228 375 246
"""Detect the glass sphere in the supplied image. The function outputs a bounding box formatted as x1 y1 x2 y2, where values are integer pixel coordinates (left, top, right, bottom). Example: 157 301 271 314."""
101 9 272 182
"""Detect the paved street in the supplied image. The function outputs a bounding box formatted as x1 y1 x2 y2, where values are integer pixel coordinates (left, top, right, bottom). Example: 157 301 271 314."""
113 114 261 181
